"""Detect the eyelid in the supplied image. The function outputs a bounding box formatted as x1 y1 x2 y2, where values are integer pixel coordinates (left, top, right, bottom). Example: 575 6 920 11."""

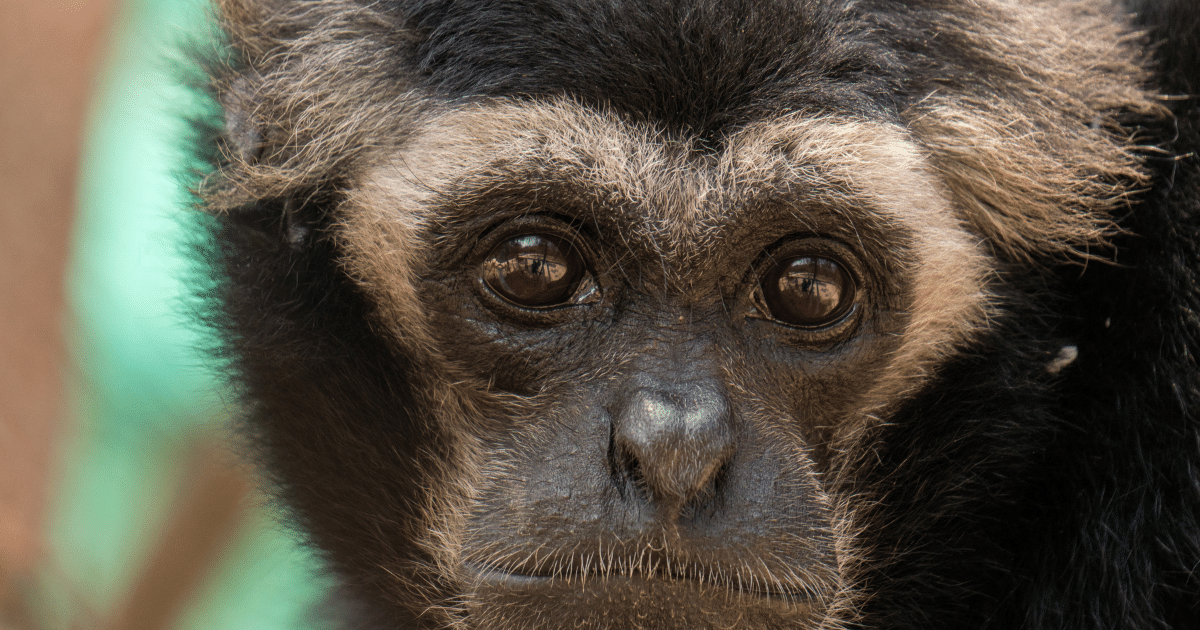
471 215 591 265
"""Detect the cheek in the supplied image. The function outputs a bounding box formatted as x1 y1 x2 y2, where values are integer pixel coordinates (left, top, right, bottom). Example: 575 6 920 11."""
418 269 633 398
730 320 906 467
471 392 618 532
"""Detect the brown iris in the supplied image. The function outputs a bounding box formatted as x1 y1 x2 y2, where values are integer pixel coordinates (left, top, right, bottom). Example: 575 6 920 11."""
481 234 586 307
760 256 856 327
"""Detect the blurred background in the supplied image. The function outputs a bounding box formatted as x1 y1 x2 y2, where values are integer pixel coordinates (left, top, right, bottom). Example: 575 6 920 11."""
1 1 331 628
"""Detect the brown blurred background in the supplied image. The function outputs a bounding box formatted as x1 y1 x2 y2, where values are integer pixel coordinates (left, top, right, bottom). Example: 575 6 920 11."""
2 0 121 608
1 2 325 629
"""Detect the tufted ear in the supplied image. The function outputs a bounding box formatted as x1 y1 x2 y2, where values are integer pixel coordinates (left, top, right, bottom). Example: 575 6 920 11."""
210 0 278 60
199 0 424 212
890 2 1166 266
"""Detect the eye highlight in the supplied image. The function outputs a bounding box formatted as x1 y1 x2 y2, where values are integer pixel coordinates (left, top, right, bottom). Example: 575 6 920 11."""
760 255 856 328
481 234 587 308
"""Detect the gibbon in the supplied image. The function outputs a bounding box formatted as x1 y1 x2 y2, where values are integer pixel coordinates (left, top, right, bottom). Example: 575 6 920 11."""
191 0 1200 627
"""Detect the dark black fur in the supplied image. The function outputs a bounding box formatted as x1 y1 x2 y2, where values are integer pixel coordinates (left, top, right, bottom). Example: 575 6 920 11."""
192 0 1200 628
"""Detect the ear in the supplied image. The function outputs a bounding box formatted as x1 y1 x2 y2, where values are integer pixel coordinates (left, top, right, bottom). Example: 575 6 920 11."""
200 0 423 212
900 3 1165 265
211 0 279 60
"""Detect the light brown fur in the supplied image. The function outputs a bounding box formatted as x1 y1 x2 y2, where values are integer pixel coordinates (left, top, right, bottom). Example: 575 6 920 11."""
343 99 989 445
194 1 1169 626
902 0 1163 263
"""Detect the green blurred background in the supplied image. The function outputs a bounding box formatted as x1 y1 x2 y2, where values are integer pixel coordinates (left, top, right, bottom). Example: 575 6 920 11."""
41 0 329 627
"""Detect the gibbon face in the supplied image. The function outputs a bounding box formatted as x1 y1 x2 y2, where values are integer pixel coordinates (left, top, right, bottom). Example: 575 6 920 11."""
334 101 982 627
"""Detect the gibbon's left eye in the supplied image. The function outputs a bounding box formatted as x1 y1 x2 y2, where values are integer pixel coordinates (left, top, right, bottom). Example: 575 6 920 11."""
759 255 856 328
481 233 588 308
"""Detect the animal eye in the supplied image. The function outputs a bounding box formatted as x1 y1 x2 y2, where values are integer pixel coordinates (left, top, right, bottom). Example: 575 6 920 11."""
760 256 856 328
481 234 587 308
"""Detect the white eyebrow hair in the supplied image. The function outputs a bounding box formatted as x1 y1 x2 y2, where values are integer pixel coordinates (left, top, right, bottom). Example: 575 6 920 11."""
338 97 993 436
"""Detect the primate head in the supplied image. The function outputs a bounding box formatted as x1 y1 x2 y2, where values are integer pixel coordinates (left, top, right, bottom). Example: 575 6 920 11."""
193 0 1200 628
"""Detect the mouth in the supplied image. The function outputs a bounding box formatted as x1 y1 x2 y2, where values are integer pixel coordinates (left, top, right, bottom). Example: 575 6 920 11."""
464 555 824 603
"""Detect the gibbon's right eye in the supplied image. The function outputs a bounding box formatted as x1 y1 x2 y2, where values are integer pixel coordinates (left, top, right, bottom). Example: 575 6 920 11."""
481 234 587 308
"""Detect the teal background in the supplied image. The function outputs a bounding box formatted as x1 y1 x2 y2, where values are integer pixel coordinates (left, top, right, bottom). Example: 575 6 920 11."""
45 0 328 627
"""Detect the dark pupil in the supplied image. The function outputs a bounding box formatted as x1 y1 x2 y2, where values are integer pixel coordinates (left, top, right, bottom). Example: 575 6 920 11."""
763 256 854 327
482 234 583 307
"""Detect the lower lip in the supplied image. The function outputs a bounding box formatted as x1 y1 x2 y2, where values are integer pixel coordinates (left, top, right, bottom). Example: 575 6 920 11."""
466 563 810 603
470 564 551 587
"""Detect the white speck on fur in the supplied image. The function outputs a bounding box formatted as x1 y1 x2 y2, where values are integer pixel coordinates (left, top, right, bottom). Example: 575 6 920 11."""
1047 345 1079 374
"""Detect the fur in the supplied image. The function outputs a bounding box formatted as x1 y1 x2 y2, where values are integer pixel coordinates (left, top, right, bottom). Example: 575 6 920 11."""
189 0 1200 628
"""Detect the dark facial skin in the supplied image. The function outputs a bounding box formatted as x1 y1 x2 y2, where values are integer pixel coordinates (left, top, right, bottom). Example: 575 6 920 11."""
412 204 911 628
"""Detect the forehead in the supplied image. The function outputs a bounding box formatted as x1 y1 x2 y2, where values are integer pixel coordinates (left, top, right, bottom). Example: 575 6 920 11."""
403 0 892 136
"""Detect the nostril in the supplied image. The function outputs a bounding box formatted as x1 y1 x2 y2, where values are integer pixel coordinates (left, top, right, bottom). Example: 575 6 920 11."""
612 380 734 509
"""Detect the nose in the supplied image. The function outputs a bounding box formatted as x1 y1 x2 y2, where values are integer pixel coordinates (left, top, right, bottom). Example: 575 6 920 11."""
612 378 734 510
